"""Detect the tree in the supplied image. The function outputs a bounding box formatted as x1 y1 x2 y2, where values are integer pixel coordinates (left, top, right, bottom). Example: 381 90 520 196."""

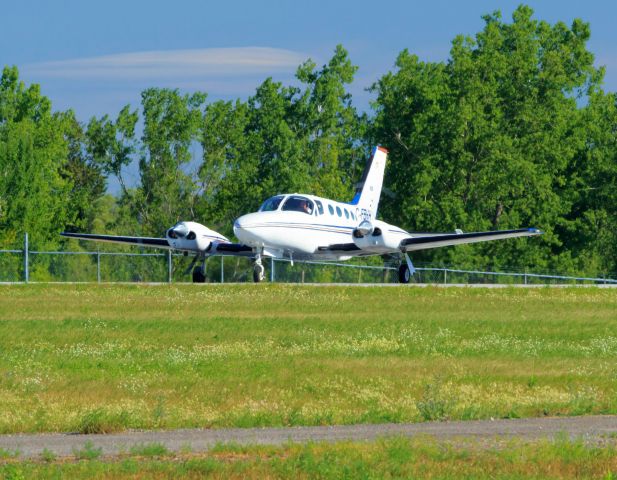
202 46 367 234
138 88 207 235
0 66 73 248
370 6 606 273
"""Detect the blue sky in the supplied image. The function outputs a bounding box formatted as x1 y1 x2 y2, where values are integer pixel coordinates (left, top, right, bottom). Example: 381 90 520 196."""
3 0 617 123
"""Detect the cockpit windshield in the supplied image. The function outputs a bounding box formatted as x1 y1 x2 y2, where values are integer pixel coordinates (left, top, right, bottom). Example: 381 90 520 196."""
259 195 285 212
282 196 314 215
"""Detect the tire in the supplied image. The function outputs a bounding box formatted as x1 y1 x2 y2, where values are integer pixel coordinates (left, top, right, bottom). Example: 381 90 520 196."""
253 264 265 283
192 267 206 283
398 264 411 284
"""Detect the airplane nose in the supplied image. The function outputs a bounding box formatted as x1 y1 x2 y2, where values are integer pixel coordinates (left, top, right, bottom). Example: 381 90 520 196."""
234 213 260 244
233 215 249 234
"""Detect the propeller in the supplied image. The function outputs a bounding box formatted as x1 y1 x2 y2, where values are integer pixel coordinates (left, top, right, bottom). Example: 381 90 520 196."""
352 220 374 239
172 223 190 238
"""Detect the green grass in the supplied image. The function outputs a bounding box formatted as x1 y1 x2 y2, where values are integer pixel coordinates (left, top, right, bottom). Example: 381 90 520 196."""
128 442 170 457
2 437 617 479
72 441 102 461
0 284 616 433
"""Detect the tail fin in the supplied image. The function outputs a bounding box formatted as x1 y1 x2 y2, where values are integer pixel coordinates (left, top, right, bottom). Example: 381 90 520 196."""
349 146 388 220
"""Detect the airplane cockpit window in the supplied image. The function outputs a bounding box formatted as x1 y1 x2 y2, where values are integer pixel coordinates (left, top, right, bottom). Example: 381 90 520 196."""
315 200 324 215
259 195 285 212
187 231 196 240
167 229 177 239
282 196 315 215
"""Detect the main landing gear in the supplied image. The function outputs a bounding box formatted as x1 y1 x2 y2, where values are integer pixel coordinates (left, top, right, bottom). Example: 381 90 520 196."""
397 253 416 284
187 254 207 283
252 255 265 283
398 264 412 284
192 265 206 283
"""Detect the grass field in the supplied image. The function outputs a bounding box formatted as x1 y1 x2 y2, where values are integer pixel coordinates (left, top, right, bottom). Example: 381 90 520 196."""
0 284 616 434
1 437 617 479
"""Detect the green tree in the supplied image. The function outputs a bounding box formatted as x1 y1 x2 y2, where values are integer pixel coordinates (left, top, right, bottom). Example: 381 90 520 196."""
370 6 605 273
138 88 207 235
203 46 367 234
0 66 73 249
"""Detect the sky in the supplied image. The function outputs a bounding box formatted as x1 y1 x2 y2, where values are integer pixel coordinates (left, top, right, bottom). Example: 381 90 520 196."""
3 0 617 122
2 0 616 192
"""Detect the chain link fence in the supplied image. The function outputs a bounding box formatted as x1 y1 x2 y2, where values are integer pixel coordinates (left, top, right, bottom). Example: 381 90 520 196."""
1 235 616 285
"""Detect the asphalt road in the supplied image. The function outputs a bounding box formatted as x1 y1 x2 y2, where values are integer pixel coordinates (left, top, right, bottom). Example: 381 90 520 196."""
2 415 616 459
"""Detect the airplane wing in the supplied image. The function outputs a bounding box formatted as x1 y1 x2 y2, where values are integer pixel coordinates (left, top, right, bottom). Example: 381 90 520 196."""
400 228 542 252
61 232 171 249
212 243 254 256
62 232 258 257
317 243 361 252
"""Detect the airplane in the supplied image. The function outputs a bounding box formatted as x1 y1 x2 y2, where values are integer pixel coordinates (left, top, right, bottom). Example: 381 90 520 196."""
61 146 542 283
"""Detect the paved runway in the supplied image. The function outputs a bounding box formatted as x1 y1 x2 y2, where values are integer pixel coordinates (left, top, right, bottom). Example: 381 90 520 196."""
2 415 616 459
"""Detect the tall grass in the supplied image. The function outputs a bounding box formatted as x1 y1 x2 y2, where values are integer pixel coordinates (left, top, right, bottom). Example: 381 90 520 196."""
0 285 615 433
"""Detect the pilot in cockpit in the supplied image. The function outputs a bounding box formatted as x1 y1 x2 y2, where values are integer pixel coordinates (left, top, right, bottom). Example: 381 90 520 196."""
301 200 313 214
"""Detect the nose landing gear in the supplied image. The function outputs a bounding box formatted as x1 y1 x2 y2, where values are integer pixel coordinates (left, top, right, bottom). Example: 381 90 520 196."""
253 256 265 283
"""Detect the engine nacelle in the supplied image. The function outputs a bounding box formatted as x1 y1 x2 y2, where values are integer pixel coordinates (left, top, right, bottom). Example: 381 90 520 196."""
352 220 403 254
166 221 229 253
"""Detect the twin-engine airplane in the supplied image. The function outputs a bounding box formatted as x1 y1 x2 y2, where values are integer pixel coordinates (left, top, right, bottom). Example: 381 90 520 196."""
61 147 542 283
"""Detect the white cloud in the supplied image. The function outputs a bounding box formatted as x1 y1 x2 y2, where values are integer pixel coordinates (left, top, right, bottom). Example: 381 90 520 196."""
23 47 307 79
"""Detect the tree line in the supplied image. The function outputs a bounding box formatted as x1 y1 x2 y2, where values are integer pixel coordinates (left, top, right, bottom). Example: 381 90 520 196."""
1 5 616 276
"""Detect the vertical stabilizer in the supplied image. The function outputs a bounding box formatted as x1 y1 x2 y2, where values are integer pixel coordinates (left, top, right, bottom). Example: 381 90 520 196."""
349 146 388 219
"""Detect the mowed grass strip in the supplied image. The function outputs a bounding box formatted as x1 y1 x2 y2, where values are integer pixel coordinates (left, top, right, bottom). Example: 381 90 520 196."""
0 284 616 433
2 437 617 479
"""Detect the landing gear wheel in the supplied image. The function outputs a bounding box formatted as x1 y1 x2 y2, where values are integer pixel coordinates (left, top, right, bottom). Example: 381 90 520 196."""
253 263 265 283
192 267 206 283
398 264 411 284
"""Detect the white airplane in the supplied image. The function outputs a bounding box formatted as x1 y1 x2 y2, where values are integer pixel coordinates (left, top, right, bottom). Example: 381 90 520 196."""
61 146 542 283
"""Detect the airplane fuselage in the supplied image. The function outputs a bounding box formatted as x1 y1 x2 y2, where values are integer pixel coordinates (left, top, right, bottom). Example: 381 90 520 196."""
233 193 409 261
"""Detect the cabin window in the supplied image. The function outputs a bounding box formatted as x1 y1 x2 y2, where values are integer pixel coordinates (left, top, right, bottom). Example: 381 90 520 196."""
328 204 334 215
336 206 342 217
282 195 315 215
344 209 349 219
351 211 355 221
315 200 324 215
259 195 285 212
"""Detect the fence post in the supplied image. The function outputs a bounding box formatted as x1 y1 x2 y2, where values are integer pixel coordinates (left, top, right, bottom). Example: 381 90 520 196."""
167 250 172 284
24 232 29 284
444 269 447 285
271 258 275 282
97 251 101 283
220 256 224 283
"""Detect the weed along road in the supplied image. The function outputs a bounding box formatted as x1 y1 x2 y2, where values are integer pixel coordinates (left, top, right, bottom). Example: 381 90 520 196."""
1 416 616 459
